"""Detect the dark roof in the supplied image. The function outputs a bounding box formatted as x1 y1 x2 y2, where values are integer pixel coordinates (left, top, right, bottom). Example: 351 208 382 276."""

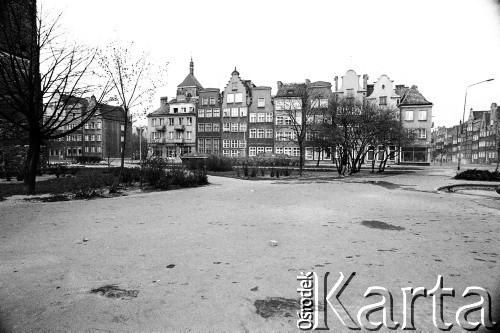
59 94 89 107
147 104 169 117
177 74 203 89
398 85 433 106
309 81 332 87
275 83 306 98
98 103 125 121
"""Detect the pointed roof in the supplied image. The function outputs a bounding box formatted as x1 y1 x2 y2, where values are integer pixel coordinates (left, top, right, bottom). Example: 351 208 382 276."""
398 85 433 106
177 58 203 89
177 73 203 89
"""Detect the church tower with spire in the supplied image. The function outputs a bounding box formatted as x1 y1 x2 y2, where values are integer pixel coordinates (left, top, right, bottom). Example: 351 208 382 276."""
176 58 203 101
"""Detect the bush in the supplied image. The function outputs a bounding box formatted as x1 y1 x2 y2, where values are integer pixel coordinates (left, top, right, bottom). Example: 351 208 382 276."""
260 168 266 177
75 156 102 164
206 155 233 172
120 167 141 185
72 170 113 198
454 169 500 181
140 158 208 190
243 165 249 177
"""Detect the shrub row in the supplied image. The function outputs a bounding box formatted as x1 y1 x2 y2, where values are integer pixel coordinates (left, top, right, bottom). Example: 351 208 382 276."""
454 169 500 181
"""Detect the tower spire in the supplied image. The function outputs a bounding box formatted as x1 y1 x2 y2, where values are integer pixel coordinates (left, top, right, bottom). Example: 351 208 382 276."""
190 57 194 75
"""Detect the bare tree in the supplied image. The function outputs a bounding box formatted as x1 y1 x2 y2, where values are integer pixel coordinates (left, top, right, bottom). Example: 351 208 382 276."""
0 1 109 194
98 41 167 186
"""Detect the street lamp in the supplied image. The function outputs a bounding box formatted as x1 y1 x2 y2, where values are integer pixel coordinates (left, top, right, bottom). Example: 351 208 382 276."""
457 78 494 170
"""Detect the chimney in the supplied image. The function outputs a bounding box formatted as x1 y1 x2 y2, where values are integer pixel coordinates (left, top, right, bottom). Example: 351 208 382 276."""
362 74 368 91
160 96 169 106
277 81 283 90
334 76 338 92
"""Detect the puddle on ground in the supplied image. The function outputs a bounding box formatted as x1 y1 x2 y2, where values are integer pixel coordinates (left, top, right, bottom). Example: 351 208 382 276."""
361 220 405 231
254 297 298 318
90 285 139 299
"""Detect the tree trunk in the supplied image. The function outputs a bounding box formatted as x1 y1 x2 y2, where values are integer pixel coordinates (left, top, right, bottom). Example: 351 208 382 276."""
25 132 41 195
298 144 304 176
118 114 129 184
316 148 321 167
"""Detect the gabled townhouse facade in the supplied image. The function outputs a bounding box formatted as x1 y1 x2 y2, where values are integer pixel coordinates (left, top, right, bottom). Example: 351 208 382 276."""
395 85 433 164
197 88 221 155
221 68 254 158
248 86 274 156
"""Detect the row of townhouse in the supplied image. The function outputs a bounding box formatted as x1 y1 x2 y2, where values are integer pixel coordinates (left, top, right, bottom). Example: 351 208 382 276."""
46 94 132 163
147 62 434 164
431 103 500 164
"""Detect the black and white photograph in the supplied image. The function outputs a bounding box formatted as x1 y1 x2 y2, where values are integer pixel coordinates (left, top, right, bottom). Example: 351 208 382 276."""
1 0 500 331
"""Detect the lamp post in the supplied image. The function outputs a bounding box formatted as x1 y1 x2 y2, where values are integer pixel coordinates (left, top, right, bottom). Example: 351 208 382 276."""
457 78 494 170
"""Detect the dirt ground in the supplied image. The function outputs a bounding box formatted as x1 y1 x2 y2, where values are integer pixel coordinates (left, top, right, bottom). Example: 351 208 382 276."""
0 165 499 331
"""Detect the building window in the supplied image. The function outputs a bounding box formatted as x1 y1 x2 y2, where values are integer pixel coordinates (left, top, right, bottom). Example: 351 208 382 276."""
223 149 230 156
223 140 230 148
231 140 238 148
213 123 220 132
210 97 216 105
258 129 265 138
275 147 283 154
198 109 204 118
84 147 89 153
198 123 204 132
257 147 265 155
91 134 95 141
187 117 193 125
250 129 257 138
265 129 273 138
213 108 220 117
231 123 238 132
239 123 247 132
240 107 247 117
206 109 213 118
121 124 125 131
265 147 272 153
258 98 265 107
159 118 164 126
178 118 183 125
379 96 387 105
77 135 82 141
418 110 427 121
84 135 89 141
187 131 192 139
202 98 208 105
223 123 230 132
97 122 102 129
276 116 284 125
198 139 204 153
235 93 243 103
169 118 174 126
84 123 90 129
231 108 239 117
418 128 427 139
223 108 230 117
121 136 124 142
266 113 273 122
90 146 95 153
250 113 257 123
320 99 328 108
227 94 234 103
405 110 414 121
249 147 256 156
97 134 101 141
257 113 265 122
239 140 246 148
205 123 212 132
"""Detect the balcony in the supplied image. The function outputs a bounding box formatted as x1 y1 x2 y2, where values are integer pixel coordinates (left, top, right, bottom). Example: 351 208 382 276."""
174 138 185 144
155 125 166 131
174 125 185 131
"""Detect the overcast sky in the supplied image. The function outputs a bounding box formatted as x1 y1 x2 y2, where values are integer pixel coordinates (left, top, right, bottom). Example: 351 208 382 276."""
43 0 500 127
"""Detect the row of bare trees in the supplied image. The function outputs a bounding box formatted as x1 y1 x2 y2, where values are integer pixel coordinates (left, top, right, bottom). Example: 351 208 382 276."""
0 1 167 194
278 86 413 176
